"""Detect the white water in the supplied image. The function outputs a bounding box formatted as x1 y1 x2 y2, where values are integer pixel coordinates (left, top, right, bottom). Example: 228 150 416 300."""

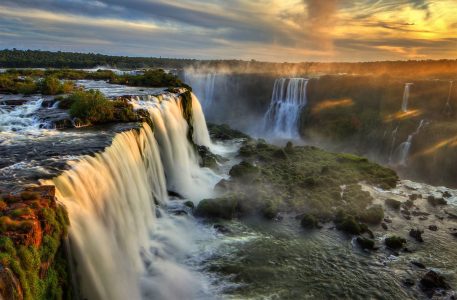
0 97 45 132
48 92 228 300
396 120 425 166
263 78 308 139
183 72 217 112
401 83 413 112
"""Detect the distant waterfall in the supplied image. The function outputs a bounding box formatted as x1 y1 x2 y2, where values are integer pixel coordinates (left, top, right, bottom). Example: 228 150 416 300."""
263 78 309 139
50 92 220 300
183 71 216 112
396 120 425 166
401 83 413 112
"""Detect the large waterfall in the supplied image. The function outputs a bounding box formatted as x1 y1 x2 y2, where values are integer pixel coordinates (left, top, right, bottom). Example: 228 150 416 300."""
183 71 217 112
401 83 413 112
49 92 221 299
263 78 309 139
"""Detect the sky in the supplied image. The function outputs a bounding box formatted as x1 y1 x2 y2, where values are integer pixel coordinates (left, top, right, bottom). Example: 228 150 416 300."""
0 0 456 62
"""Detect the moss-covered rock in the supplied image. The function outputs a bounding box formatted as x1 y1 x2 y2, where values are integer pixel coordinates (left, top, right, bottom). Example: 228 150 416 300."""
300 214 319 229
385 198 401 210
356 237 375 250
385 236 406 249
229 161 259 179
195 196 240 220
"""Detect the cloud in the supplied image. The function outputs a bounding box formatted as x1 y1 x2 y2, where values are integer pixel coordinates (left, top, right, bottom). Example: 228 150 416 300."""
0 0 455 62
304 0 341 51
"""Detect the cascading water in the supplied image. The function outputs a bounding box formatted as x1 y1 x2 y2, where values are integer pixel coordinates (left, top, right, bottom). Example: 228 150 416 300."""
183 71 216 112
263 78 309 139
0 97 45 132
395 119 425 166
401 83 413 112
48 92 224 300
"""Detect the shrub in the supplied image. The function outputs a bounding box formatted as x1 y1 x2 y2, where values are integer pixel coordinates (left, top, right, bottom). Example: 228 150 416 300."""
69 90 115 123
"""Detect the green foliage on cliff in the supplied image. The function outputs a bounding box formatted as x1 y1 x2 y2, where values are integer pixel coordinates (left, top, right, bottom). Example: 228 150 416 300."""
0 205 70 300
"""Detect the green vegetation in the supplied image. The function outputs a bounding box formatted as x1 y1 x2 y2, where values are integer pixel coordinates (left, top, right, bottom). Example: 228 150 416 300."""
110 69 190 90
0 72 75 95
0 189 70 300
196 137 398 232
60 90 138 125
2 49 457 79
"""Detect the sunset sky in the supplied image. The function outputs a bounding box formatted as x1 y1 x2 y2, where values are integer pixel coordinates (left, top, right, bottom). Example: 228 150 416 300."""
0 0 456 62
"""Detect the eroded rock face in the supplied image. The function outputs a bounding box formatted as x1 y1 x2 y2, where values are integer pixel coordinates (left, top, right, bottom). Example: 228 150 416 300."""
0 267 23 300
0 185 69 299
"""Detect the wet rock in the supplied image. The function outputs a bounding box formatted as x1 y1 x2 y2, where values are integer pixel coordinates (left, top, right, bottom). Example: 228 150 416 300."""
183 201 194 210
409 229 424 242
195 196 240 220
419 216 428 221
359 205 384 225
420 270 450 297
443 191 452 198
168 190 184 199
172 210 188 216
428 225 438 231
385 199 401 210
356 237 375 250
213 224 231 234
384 218 393 223
411 261 426 269
197 145 219 169
385 236 406 249
427 195 447 206
382 222 388 230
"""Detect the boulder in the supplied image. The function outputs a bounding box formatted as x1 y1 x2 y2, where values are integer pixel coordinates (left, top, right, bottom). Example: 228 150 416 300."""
428 225 438 231
229 161 259 179
195 196 239 220
420 270 450 297
356 237 375 250
411 261 426 269
385 199 401 210
427 195 447 206
385 236 406 249
409 229 424 242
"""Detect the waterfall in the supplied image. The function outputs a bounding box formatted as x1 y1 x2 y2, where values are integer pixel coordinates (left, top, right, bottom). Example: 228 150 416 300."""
401 83 413 112
48 92 221 300
263 78 309 139
183 71 216 112
395 120 425 166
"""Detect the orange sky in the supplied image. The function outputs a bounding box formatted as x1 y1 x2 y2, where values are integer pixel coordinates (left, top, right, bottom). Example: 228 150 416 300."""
0 0 455 61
